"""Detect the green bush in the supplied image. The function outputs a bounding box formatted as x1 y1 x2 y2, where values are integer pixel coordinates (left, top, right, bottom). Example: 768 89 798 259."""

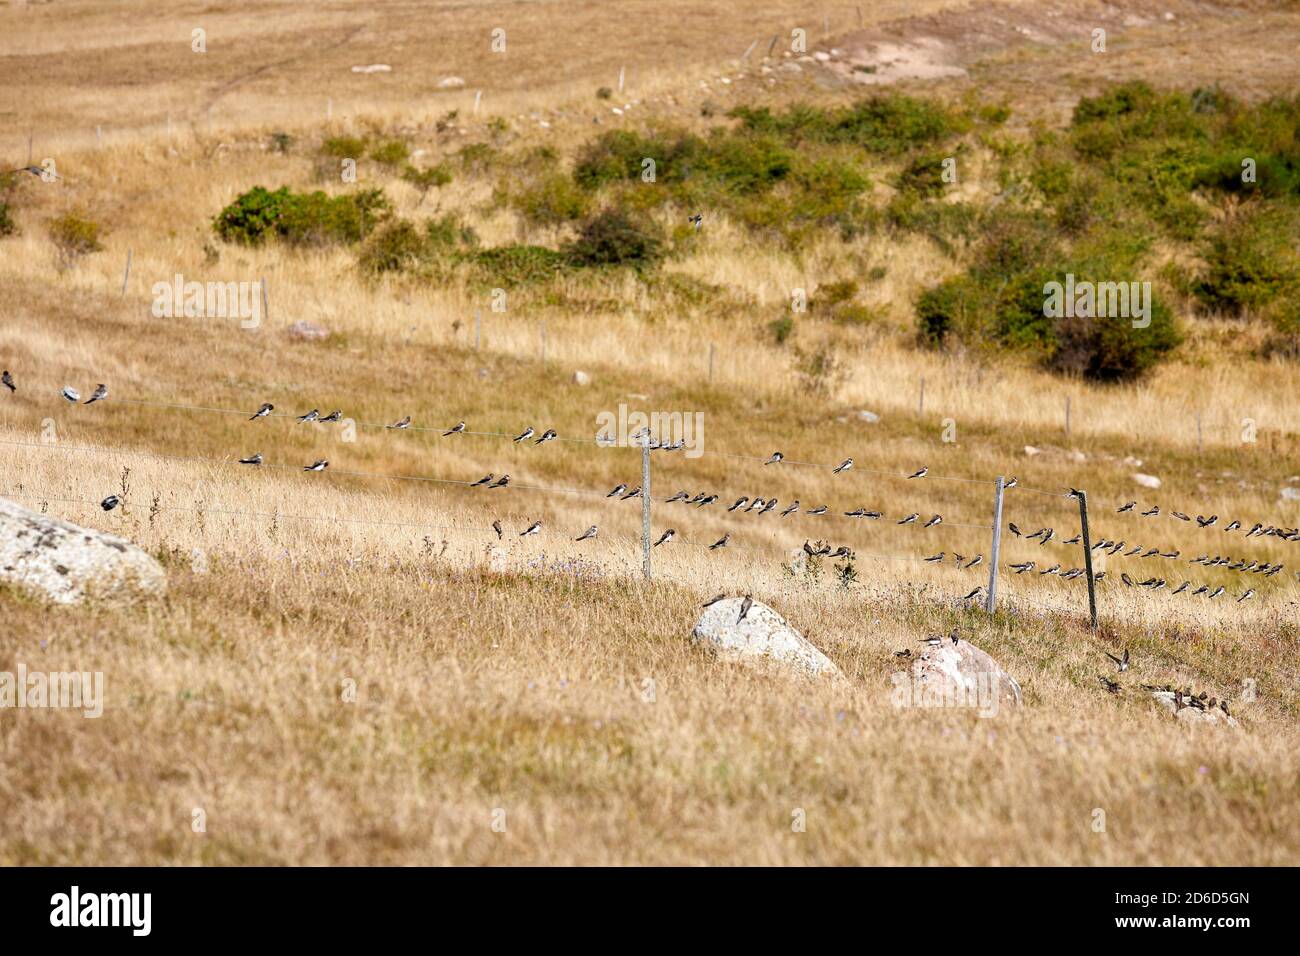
358 219 427 275
402 163 453 196
424 213 478 252
469 245 570 286
370 140 410 166
512 172 590 233
0 202 15 237
896 151 952 197
730 93 964 153
321 135 367 158
1049 298 1181 381
212 186 390 246
564 207 664 269
1195 210 1299 315
48 210 105 271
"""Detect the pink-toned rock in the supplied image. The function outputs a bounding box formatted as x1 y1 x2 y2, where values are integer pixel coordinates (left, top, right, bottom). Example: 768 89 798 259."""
286 320 330 342
900 638 1022 715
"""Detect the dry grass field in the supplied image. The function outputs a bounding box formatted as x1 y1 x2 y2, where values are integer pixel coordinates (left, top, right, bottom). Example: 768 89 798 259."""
0 0 1298 865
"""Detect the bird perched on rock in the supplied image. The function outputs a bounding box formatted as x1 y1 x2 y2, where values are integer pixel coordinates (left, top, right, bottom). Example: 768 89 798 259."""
737 594 753 623
239 453 263 465
297 408 319 424
100 495 121 511
576 525 597 542
250 402 273 420
709 534 730 550
443 421 465 436
303 459 328 472
520 521 541 537
388 416 411 429
654 529 675 547
84 384 108 405
907 467 928 479
514 426 534 443
833 458 853 474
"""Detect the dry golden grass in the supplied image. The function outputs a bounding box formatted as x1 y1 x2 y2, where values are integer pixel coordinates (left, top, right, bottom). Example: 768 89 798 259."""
1 0 1298 865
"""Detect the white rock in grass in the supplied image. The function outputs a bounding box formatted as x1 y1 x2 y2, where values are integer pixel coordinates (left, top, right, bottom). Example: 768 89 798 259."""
572 370 592 386
1132 473 1162 489
858 409 880 423
1148 690 1238 727
905 639 1022 714
351 64 392 74
691 598 841 677
286 320 330 342
1023 445 1041 456
437 76 465 89
1280 486 1300 501
0 497 166 605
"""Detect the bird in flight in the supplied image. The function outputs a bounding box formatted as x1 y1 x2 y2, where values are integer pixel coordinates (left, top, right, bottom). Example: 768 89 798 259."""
61 386 80 402
514 426 534 443
535 429 557 445
709 534 730 551
492 520 503 539
388 416 411 429
470 474 493 488
1105 648 1130 672
239 453 263 466
297 408 319 424
489 474 510 489
907 467 928 479
1196 514 1217 528
923 514 942 528
898 513 919 525
303 459 328 472
737 594 753 623
100 494 121 511
250 402 273 420
833 458 853 474
1 370 13 392
444 421 465 436
319 410 342 423
576 525 598 542
520 521 541 537
653 529 675 547
764 451 784 465
83 384 107 405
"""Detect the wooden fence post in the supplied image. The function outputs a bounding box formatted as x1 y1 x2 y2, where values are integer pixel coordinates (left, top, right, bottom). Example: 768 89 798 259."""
641 442 652 580
986 476 1005 614
1078 490 1098 632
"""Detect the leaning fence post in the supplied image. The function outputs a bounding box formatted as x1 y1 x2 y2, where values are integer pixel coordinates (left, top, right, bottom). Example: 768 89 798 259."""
918 376 925 417
119 248 132 296
1065 396 1071 437
260 276 269 323
641 442 652 581
708 343 715 384
475 309 481 351
986 476 1005 614
1078 489 1098 632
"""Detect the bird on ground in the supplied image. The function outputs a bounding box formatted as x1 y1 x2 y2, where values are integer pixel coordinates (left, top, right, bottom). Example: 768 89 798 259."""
964 555 983 570
924 552 945 563
727 497 748 511
514 426 534 443
520 521 541 537
443 421 465 436
61 386 80 402
654 529 675 547
737 594 753 623
1009 523 1022 536
1141 505 1160 517
470 474 493 488
1238 589 1255 603
764 451 784 465
535 429 557 445
1004 477 1018 489
666 491 690 503
250 402 273 420
100 495 121 511
833 458 853 474
898 513 919 525
1099 676 1122 695
1118 501 1136 513
688 214 703 230
319 410 342 423
709 534 730 551
1105 649 1130 672
808 505 828 516
607 484 627 498
920 635 944 647
489 475 510 489
923 514 942 528
388 416 411 429
963 586 984 600
239 453 263 466
702 593 725 608
84 384 108 405
907 467 928 479
303 459 328 472
297 409 319 423
492 520 503 540
1225 520 1241 532
781 502 799 517
1 370 15 392
576 525 597 542
1010 561 1034 574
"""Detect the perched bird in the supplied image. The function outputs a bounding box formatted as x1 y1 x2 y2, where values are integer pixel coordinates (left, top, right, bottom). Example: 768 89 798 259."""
443 421 466 436
964 554 983 570
1208 586 1225 599
688 213 703 230
470 473 493 488
1094 571 1108 582
702 593 725 608
492 520 503 540
607 483 628 498
924 551 945 563
83 384 107 405
1141 505 1160 517
832 458 853 474
897 513 919 525
807 505 828 516
726 497 748 511
388 416 411 429
1224 520 1241 532
696 495 718 508
1063 534 1081 545
1010 561 1034 574
962 586 984 600
1171 511 1191 522
907 467 928 479
1061 568 1083 580
828 546 852 558
239 453 263 466
687 493 706 505
1008 523 1023 537
737 594 753 623
319 409 342 423
1098 676 1122 695
1105 649 1130 672
781 502 799 517
765 451 784 465
1004 477 1018 489
923 514 942 529
489 475 511 489
1238 589 1255 603
100 494 121 511
759 498 777 515
61 386 80 402
665 491 690 504
1040 529 1058 544
709 534 730 551
653 529 675 547
1117 501 1136 513
1191 585 1209 596
1196 514 1218 528
746 498 765 513
621 485 641 500
249 402 274 420
535 429 557 445
513 426 535 443
845 508 869 518
1 370 14 392
297 408 320 423
576 525 598 542
1040 564 1060 575
1067 488 1084 499
303 459 328 472
520 521 541 537
1172 582 1190 595
1121 573 1135 587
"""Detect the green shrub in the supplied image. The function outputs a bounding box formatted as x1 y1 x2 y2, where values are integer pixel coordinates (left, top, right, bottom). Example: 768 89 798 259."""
212 186 288 245
768 315 794 344
469 245 570 286
896 151 952 197
513 172 590 233
1195 210 1299 315
48 210 105 271
564 207 664 269
370 139 410 166
0 202 15 237
269 132 294 153
457 142 499 173
321 135 367 158
212 186 390 246
731 93 964 153
402 163 454 196
1048 298 1181 381
358 219 427 275
424 213 478 252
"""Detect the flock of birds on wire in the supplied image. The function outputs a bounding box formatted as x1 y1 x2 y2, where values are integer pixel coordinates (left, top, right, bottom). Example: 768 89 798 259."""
1 374 1293 604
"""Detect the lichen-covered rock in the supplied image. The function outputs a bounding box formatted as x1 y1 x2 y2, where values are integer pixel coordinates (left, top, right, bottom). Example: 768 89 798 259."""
0 497 166 604
691 598 841 676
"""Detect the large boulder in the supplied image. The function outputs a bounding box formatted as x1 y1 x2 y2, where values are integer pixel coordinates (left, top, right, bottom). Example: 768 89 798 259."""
691 598 842 677
903 638 1022 715
0 497 166 604
1148 689 1239 727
